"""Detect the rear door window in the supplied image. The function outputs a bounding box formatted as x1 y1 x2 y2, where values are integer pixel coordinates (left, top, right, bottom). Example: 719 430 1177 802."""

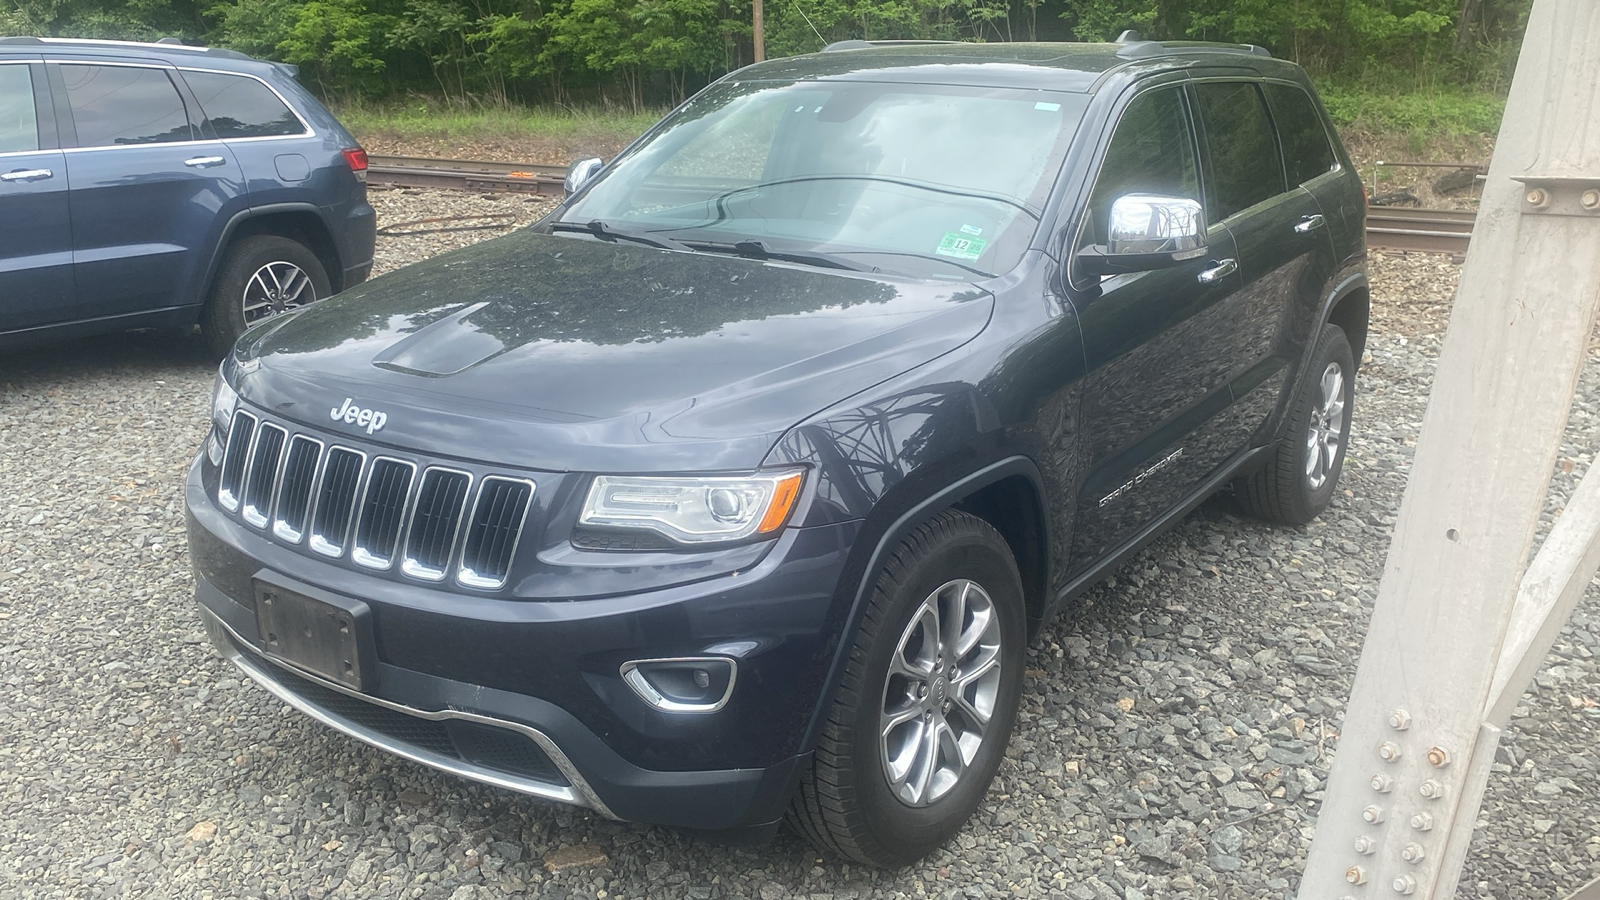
1193 82 1286 220
1264 83 1337 187
183 71 306 138
0 64 39 153
60 64 194 147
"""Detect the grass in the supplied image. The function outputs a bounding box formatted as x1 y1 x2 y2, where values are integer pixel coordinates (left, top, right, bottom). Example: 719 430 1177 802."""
334 83 1506 166
1315 81 1505 156
331 99 662 162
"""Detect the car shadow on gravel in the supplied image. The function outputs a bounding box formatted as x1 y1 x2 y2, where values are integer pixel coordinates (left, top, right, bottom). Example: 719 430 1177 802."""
0 329 218 388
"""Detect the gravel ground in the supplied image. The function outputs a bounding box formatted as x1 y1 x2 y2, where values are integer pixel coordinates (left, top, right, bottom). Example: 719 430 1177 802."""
1 195 1597 899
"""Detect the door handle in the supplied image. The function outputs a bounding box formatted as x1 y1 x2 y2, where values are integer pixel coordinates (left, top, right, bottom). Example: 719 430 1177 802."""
0 168 53 182
1197 258 1238 284
184 156 227 168
1294 214 1326 234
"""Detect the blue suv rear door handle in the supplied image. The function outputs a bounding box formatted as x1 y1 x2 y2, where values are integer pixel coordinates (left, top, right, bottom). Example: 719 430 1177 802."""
184 156 228 169
1197 258 1238 284
1294 214 1326 234
1 168 53 183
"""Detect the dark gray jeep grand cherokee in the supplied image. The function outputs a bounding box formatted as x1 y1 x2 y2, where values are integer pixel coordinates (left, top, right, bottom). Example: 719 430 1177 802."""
185 38 1368 866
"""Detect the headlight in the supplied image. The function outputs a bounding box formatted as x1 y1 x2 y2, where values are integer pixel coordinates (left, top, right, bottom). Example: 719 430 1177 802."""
579 470 804 545
206 372 240 466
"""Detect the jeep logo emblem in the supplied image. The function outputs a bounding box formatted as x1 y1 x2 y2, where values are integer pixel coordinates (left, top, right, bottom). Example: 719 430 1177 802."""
330 398 388 434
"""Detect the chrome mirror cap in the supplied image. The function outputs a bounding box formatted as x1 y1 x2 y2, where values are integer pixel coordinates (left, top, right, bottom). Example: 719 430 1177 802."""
563 157 605 197
1076 193 1209 278
1106 193 1205 255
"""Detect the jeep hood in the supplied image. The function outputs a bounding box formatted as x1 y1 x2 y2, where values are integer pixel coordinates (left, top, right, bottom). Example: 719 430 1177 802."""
231 229 993 472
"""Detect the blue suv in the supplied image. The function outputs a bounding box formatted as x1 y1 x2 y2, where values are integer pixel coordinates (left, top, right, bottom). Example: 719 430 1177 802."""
0 37 375 355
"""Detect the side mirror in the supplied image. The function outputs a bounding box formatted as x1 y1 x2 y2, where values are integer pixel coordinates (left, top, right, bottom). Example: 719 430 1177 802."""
563 157 604 197
1077 193 1207 276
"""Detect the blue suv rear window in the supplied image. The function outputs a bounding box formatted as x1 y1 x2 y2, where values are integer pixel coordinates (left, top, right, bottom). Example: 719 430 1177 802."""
183 71 306 139
60 64 194 147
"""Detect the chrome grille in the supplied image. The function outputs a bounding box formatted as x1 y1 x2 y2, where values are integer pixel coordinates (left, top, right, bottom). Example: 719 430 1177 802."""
214 412 535 590
403 469 471 581
458 477 534 590
241 423 286 528
217 411 258 512
272 436 322 543
309 447 365 557
352 458 416 570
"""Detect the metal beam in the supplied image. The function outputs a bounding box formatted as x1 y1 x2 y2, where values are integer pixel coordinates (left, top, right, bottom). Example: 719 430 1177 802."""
1299 1 1600 897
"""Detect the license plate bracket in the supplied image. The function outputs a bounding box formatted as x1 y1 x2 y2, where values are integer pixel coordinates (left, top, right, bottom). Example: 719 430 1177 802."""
253 575 377 692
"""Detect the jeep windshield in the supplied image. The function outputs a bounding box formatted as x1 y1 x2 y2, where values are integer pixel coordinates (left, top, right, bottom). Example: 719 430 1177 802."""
558 79 1089 279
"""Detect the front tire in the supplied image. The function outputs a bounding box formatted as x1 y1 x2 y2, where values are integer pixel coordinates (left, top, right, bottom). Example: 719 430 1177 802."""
1235 324 1356 524
789 510 1025 867
201 235 331 357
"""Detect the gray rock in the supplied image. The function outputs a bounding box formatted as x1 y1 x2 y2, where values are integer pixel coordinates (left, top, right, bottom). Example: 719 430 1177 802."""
1222 786 1262 810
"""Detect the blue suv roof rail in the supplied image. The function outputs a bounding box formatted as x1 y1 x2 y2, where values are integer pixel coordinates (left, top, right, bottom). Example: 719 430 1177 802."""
1114 39 1272 60
822 39 965 52
0 35 253 61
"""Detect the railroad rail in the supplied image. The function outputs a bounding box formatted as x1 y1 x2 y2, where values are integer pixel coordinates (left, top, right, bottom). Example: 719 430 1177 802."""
367 155 1478 255
1366 206 1475 255
367 155 567 196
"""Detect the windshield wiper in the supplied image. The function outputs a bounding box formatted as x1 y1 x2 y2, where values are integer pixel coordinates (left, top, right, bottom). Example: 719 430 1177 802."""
828 249 996 279
707 176 1039 219
549 220 692 252
683 238 871 273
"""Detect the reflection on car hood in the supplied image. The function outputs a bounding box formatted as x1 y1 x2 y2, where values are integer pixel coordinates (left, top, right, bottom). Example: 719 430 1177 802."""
232 229 993 472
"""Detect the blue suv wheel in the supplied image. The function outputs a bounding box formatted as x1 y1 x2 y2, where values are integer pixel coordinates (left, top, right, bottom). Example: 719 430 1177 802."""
201 234 331 356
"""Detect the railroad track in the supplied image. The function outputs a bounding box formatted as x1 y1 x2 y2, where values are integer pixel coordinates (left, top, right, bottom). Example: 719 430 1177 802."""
368 155 1478 255
367 155 567 196
1366 206 1475 255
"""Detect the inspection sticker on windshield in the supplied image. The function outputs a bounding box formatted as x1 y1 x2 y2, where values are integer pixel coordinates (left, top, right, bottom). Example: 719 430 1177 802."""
937 233 987 260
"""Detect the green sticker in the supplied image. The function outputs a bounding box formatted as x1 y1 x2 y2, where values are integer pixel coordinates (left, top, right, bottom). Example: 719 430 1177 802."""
936 233 987 260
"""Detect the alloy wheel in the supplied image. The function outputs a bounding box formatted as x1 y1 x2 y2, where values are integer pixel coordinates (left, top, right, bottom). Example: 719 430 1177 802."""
1305 361 1346 491
242 261 316 326
879 578 1003 807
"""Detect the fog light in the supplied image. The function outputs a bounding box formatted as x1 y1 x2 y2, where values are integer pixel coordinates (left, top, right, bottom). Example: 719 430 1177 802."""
620 657 737 713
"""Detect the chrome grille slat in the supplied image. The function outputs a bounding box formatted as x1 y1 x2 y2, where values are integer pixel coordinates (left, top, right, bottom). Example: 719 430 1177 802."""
241 423 287 528
216 411 534 589
352 457 417 570
271 436 323 543
217 410 258 512
309 447 366 557
402 468 472 581
458 477 535 590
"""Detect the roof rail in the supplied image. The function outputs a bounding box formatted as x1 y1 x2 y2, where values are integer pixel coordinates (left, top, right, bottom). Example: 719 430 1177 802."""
0 36 252 60
1115 40 1271 60
822 39 966 52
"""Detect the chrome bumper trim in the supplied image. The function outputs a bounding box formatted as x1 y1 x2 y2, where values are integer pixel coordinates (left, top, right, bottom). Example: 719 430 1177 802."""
198 605 619 819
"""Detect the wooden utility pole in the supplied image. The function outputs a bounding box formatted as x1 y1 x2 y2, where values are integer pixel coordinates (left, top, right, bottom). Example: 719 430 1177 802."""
753 0 766 62
1300 1 1600 897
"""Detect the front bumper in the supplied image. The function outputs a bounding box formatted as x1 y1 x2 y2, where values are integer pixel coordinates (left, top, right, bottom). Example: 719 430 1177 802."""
186 456 862 831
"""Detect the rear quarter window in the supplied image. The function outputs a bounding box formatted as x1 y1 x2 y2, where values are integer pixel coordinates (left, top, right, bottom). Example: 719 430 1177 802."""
183 71 306 139
1264 83 1338 186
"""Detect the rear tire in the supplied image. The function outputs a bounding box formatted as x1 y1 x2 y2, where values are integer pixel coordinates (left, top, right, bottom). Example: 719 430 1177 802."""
1235 324 1356 525
201 235 330 357
788 510 1025 868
